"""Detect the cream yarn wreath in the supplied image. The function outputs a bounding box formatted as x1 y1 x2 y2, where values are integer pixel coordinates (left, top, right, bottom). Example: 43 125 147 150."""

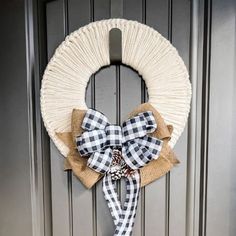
41 19 191 157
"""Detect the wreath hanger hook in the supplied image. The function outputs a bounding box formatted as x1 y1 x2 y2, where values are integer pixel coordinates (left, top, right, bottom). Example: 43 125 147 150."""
109 0 123 64
109 28 122 64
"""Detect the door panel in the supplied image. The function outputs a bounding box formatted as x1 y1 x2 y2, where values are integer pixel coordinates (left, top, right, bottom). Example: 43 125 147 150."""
46 1 72 236
169 0 190 235
206 0 236 235
144 1 169 236
44 0 190 235
121 1 143 235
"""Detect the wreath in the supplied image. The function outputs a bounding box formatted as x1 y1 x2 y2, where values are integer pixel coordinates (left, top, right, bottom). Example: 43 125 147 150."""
41 19 191 235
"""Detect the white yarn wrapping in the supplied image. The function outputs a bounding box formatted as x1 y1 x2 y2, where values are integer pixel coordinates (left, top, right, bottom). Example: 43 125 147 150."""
41 19 191 157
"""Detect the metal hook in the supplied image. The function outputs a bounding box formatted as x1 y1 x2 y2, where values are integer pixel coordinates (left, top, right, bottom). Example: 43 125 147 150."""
109 28 122 64
109 0 123 64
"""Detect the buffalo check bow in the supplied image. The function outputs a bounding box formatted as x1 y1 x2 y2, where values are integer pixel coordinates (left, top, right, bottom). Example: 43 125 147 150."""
76 109 163 236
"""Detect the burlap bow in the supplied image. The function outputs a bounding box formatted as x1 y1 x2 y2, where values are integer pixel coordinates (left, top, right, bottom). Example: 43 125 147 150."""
56 103 179 189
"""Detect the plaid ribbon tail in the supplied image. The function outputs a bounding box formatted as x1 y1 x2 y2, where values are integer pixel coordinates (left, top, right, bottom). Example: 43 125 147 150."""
102 174 122 225
77 109 161 235
103 172 140 236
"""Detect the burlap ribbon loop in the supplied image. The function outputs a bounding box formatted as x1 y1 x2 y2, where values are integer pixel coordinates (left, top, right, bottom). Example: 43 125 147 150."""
56 103 179 189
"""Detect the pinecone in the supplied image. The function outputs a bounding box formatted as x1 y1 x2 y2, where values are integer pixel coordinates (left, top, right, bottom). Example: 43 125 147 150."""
108 149 136 180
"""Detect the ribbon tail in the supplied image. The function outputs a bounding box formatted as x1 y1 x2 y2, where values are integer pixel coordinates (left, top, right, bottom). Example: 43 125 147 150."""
102 173 122 226
114 171 141 236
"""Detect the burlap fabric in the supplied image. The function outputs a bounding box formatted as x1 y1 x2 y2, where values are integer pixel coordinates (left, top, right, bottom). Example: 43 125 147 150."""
57 103 179 188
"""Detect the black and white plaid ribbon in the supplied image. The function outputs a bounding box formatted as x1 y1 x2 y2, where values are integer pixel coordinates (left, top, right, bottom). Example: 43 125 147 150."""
103 172 140 236
76 109 163 235
76 109 163 172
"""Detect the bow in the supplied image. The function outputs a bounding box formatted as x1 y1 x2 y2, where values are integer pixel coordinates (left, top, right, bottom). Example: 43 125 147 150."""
76 108 163 236
76 109 163 174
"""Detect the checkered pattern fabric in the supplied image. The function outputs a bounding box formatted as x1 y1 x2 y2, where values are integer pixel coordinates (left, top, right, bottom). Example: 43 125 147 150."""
76 108 163 236
81 108 109 130
122 136 163 170
76 109 163 174
103 171 140 236
87 147 113 174
102 174 122 226
76 109 123 173
122 111 157 142
105 125 122 147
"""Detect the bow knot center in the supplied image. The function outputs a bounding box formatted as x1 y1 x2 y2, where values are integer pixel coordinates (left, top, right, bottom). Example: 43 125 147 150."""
105 125 122 147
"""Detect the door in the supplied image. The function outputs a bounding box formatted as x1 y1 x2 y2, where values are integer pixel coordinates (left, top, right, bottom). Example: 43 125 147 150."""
44 1 190 235
1 0 235 235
